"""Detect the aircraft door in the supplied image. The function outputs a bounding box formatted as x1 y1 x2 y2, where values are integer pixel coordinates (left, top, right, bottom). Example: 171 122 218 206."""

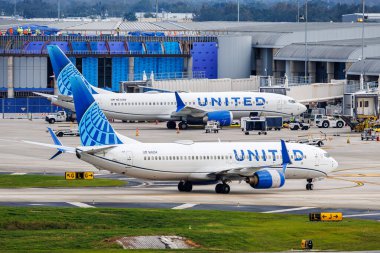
126 151 133 166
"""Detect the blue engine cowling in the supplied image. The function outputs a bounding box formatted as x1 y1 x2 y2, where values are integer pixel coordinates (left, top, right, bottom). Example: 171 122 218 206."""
203 111 233 126
247 170 285 189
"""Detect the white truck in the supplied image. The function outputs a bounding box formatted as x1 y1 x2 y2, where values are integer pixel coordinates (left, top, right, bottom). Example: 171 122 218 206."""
315 115 344 128
205 121 221 133
45 111 74 124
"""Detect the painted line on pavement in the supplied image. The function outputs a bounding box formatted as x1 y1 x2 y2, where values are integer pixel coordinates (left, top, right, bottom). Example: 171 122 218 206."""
344 212 380 218
11 173 27 175
172 203 197 210
262 206 315 214
67 202 95 208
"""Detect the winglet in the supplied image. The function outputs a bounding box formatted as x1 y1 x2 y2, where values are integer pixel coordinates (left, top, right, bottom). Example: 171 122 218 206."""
281 140 292 172
175 92 186 112
47 127 64 160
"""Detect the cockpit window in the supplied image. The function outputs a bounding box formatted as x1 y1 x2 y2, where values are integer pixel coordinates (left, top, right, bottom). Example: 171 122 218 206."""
288 100 296 104
324 153 330 158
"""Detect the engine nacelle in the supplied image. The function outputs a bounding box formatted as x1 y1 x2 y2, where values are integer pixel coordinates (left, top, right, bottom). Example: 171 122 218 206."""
203 111 233 126
246 170 285 189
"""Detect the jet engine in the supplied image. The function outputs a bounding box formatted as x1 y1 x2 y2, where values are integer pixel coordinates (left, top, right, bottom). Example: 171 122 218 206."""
203 111 233 126
246 170 285 189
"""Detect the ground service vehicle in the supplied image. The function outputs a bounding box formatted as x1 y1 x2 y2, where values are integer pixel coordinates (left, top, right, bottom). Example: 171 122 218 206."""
205 121 221 133
316 115 344 128
289 121 310 130
361 128 376 141
54 129 79 137
45 111 73 124
243 117 267 135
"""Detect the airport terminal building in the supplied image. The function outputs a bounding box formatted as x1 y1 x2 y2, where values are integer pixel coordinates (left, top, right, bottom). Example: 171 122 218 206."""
1 19 380 114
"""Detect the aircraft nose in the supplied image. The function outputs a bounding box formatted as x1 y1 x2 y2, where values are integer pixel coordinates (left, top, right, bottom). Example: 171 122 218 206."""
298 103 307 113
331 158 339 171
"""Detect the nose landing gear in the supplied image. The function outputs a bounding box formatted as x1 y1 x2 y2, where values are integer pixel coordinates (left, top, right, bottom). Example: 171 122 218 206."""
306 178 314 190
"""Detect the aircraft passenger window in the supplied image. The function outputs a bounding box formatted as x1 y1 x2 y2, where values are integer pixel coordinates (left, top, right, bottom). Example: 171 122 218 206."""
288 100 296 104
169 156 172 160
155 156 158 160
214 156 217 159
153 102 155 105
166 156 168 160
291 155 294 159
176 156 179 160
147 157 150 160
304 155 307 159
144 157 146 160
191 156 194 160
324 153 330 158
159 156 161 160
149 102 152 105
160 102 162 105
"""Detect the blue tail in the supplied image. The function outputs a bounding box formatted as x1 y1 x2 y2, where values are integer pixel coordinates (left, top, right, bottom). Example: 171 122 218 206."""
47 127 64 159
70 75 122 146
47 45 95 96
280 140 292 172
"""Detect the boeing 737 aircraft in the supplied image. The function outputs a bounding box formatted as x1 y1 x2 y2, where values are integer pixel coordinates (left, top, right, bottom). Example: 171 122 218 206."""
26 75 338 194
37 45 306 129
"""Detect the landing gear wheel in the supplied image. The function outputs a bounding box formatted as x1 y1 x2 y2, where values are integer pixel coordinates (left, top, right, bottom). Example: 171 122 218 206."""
306 183 314 190
179 122 188 130
215 183 230 194
167 121 176 129
178 181 193 192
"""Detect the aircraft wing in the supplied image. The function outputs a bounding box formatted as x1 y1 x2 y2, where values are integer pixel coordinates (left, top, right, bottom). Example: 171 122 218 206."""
171 92 208 117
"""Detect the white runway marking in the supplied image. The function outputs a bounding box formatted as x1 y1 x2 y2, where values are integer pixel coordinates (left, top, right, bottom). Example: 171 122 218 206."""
29 203 44 206
262 206 315 214
67 202 95 208
11 173 26 175
172 203 197 210
344 212 380 218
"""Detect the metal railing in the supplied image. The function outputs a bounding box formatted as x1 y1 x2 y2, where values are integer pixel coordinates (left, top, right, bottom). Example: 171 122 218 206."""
129 71 206 81
260 76 312 87
345 80 379 93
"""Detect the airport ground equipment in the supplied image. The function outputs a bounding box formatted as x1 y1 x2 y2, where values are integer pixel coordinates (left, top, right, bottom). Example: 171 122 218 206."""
54 128 79 137
315 115 345 128
289 121 310 130
361 128 376 141
45 111 74 124
241 116 282 131
205 121 221 133
309 212 343 222
243 117 267 135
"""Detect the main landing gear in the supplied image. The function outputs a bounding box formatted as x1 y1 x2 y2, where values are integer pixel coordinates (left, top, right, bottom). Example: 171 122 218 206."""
306 178 314 190
178 181 193 192
178 122 188 130
215 183 230 194
167 121 176 129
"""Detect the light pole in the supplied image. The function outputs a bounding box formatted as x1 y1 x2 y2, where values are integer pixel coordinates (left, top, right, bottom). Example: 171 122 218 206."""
297 0 300 23
360 0 365 90
156 0 158 21
304 0 308 83
237 0 240 22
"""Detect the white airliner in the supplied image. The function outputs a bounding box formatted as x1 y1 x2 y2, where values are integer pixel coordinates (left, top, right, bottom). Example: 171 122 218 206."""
38 45 306 129
25 75 338 194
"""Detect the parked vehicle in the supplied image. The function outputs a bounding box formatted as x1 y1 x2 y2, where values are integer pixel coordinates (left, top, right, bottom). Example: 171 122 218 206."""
54 129 80 137
315 115 345 128
205 121 221 133
289 121 310 130
45 111 74 124
241 116 282 131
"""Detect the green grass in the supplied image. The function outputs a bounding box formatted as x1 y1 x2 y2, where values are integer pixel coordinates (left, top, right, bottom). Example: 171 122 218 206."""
0 207 379 252
0 175 125 188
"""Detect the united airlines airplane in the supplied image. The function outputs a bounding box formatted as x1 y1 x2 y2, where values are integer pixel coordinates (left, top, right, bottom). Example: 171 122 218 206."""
25 75 338 194
37 45 306 129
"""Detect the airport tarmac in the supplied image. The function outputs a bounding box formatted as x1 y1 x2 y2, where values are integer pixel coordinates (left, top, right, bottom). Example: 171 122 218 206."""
0 119 379 213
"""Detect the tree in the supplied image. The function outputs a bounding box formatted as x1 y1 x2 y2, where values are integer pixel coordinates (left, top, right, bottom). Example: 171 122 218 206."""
123 12 137 21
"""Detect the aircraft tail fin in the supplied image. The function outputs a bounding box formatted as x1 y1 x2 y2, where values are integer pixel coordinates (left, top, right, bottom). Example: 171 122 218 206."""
47 45 100 96
70 75 138 146
280 140 292 172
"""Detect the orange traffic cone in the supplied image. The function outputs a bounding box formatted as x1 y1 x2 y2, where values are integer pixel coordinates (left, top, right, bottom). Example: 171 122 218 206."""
136 128 139 136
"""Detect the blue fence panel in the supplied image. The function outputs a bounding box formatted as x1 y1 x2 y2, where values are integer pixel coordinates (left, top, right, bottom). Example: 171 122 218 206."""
90 41 108 54
191 42 218 79
157 58 184 79
82 57 98 86
71 41 88 53
24 41 44 53
163 42 181 54
112 57 129 92
0 97 65 116
134 57 157 80
145 42 162 54
109 42 126 54
48 41 70 53
127 42 144 54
